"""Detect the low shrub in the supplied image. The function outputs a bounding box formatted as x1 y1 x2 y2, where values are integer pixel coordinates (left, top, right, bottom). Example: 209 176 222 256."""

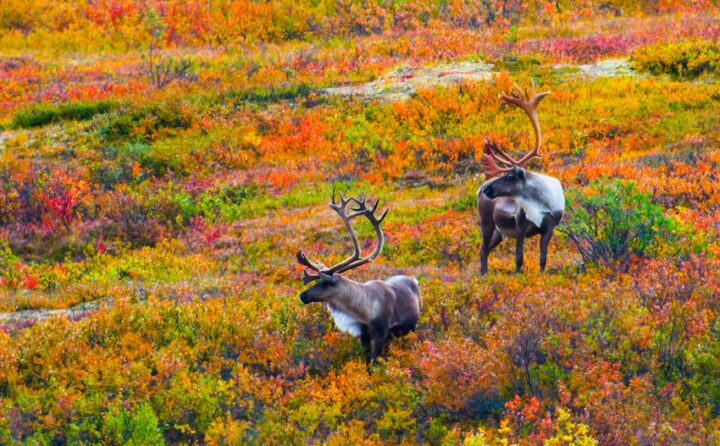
144 54 196 90
562 180 678 268
632 40 720 78
0 240 21 287
66 403 165 445
97 101 194 143
12 100 118 128
228 84 314 104
195 185 260 223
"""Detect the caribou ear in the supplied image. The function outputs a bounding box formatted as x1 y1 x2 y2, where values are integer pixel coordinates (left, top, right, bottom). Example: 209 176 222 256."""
319 272 339 283
513 166 525 178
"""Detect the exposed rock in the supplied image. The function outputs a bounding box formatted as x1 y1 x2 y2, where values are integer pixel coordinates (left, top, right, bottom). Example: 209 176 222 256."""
322 61 495 101
321 58 641 102
0 299 111 327
0 130 13 149
553 58 642 79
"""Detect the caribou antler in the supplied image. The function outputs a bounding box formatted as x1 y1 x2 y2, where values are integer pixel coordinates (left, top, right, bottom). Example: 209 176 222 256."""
482 139 514 177
483 80 551 177
332 196 388 275
296 249 326 284
296 193 388 283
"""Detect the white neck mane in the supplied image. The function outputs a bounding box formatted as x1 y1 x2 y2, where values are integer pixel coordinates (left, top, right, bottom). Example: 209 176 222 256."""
517 173 565 227
327 306 362 337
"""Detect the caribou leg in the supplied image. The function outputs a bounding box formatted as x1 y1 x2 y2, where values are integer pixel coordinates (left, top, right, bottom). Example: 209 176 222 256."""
368 319 388 365
371 334 385 364
515 217 532 273
539 218 555 273
360 329 372 366
480 226 503 276
515 232 525 273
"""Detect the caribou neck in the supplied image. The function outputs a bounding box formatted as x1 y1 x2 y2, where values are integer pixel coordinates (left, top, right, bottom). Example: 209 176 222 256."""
324 276 371 321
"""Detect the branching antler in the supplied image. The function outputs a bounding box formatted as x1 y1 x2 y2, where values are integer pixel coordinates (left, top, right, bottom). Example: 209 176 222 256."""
296 193 388 283
482 139 514 177
333 197 388 275
296 249 327 284
483 80 551 177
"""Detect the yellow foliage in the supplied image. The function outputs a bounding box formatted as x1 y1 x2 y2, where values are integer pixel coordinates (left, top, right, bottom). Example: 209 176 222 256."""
544 409 598 446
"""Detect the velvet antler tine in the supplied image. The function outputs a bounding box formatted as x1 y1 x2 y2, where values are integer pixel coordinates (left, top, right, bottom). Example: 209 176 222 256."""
296 248 326 275
481 139 515 177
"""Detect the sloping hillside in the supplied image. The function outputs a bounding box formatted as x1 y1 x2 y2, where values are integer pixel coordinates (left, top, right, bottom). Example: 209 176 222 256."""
1 3 719 445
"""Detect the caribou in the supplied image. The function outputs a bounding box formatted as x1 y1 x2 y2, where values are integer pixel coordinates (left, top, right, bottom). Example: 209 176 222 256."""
477 82 565 275
296 194 421 365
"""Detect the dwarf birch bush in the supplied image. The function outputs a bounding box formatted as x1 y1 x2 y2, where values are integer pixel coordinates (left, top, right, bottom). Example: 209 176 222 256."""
633 40 720 78
562 181 677 268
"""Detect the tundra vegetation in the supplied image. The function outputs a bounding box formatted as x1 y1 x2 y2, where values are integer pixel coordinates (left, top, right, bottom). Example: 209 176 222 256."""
0 1 719 445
